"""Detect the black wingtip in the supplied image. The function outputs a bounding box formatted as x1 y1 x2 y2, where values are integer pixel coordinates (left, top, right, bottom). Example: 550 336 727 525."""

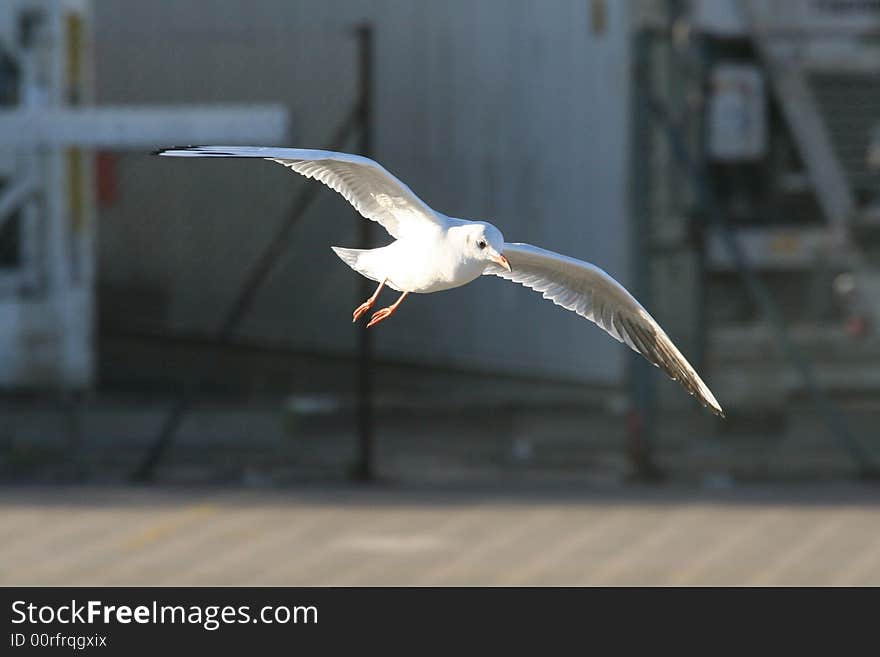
153 145 245 158
151 145 201 156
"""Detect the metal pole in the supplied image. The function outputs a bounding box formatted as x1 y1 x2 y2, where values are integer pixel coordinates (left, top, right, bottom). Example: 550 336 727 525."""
352 24 375 481
627 30 661 480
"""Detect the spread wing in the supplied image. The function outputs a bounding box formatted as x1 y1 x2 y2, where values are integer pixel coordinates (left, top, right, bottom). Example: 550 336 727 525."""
485 242 724 416
155 146 443 240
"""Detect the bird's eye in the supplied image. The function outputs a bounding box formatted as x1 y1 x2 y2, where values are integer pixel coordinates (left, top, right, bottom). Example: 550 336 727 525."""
478 240 487 250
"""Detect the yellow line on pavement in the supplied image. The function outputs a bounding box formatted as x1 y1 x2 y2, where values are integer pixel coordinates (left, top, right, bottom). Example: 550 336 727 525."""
119 504 219 552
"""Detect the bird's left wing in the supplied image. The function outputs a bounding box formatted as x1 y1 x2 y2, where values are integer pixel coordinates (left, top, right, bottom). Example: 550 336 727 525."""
155 146 443 240
484 242 724 416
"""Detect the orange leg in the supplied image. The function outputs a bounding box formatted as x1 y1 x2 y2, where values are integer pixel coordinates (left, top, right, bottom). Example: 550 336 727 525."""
352 280 385 323
366 291 410 328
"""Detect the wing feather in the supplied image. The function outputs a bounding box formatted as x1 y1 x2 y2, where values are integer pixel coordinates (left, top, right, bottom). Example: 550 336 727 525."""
485 242 724 416
156 146 442 239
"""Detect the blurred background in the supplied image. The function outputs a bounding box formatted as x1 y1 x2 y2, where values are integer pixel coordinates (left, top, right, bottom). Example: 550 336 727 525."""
1 0 879 585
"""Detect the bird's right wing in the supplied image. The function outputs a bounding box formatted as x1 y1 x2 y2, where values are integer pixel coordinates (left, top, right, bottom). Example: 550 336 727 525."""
485 242 724 417
156 146 444 240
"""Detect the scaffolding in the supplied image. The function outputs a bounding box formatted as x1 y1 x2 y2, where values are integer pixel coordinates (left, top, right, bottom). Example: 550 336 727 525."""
0 0 289 391
630 0 880 475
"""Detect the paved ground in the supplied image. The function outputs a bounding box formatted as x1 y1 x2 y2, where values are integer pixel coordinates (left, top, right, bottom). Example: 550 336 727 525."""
2 483 879 586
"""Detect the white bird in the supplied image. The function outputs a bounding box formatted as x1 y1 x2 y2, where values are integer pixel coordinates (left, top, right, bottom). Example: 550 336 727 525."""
156 145 724 417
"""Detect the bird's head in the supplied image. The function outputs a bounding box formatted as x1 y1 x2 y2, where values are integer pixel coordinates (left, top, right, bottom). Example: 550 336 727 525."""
458 221 511 272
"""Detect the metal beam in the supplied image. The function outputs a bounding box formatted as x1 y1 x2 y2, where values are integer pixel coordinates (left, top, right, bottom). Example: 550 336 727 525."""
0 174 38 231
705 227 855 272
0 105 289 148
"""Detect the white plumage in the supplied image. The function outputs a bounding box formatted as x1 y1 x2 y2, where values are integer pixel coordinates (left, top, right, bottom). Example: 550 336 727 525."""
157 145 724 417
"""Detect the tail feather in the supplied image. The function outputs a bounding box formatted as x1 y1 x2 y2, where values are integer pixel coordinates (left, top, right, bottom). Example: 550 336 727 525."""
331 246 365 271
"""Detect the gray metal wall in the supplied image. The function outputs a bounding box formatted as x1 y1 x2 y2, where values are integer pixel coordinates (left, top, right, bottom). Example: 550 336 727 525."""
94 0 631 384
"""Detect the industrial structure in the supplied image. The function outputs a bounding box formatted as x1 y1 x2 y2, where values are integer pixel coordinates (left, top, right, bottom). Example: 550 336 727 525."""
1 0 878 480
0 0 288 389
633 0 880 413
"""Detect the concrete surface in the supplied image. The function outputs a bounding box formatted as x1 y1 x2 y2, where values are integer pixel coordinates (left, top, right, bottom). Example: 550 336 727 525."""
2 483 879 586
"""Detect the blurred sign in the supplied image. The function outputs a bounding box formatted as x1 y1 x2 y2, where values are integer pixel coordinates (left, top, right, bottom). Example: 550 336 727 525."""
708 64 766 162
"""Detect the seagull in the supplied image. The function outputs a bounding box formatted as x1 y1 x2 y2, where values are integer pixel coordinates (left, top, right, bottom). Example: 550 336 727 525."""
156 145 724 416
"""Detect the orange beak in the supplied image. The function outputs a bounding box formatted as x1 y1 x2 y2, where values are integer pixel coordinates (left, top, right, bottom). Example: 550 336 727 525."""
491 252 512 272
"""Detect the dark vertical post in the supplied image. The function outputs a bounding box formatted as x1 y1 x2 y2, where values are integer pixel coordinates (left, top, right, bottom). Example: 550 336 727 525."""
353 24 375 481
693 36 712 376
628 30 660 480
63 389 87 481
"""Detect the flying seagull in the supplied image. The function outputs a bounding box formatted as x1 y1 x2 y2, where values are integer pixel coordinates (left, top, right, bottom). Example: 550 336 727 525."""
156 146 724 416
